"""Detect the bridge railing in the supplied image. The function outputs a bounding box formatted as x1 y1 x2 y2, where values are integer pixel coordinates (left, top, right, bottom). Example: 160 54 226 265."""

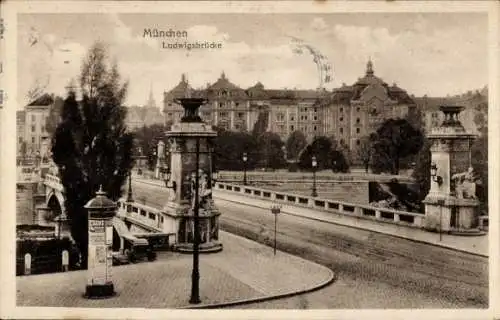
218 171 415 183
214 182 425 229
116 198 165 232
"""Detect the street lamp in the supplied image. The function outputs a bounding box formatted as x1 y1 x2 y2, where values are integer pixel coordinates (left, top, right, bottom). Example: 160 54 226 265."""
164 167 177 192
242 152 248 186
190 137 201 304
270 205 281 256
430 162 443 185
311 155 318 197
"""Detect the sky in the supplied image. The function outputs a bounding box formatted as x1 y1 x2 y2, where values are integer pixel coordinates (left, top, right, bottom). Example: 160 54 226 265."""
17 12 488 108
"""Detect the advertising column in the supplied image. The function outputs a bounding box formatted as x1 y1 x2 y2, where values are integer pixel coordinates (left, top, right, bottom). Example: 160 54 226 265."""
84 187 116 299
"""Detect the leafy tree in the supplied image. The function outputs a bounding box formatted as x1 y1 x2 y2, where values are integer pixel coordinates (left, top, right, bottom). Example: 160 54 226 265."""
298 136 333 170
257 132 286 170
472 101 488 215
51 42 133 269
213 129 258 171
411 138 432 202
371 118 424 175
285 130 307 161
330 149 349 173
357 134 376 173
45 96 65 136
251 109 269 137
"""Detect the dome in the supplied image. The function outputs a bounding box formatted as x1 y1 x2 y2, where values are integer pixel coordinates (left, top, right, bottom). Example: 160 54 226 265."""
84 187 116 210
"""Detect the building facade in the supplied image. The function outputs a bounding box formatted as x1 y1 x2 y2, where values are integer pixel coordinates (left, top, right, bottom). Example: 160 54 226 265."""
323 60 416 161
414 87 487 136
162 62 487 164
23 94 53 156
17 110 26 156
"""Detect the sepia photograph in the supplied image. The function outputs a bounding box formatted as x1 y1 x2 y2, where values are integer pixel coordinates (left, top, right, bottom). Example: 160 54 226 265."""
1 1 499 319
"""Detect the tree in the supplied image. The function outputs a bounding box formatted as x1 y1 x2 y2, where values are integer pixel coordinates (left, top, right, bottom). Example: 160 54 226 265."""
45 96 65 136
51 42 133 269
411 138 432 202
298 136 333 170
471 101 488 215
371 119 424 175
357 134 376 173
330 149 349 173
257 132 286 170
251 109 269 137
285 130 307 161
213 129 258 171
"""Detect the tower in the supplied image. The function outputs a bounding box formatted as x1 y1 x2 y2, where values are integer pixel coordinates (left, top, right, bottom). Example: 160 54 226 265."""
423 106 480 232
366 58 374 76
146 82 157 109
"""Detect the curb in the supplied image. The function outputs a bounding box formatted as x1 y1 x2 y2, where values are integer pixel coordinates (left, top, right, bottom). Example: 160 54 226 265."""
178 262 336 309
215 193 488 259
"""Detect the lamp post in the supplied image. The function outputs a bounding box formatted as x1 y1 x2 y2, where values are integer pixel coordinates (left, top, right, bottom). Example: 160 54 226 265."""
242 152 248 186
311 155 318 197
190 137 201 304
270 205 281 256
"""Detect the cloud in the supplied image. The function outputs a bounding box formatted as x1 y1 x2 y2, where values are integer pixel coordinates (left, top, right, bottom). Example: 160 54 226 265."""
311 17 328 31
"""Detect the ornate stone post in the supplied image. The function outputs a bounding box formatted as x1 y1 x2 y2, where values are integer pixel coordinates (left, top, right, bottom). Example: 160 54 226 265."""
423 106 480 233
155 141 167 179
84 187 116 298
163 98 222 254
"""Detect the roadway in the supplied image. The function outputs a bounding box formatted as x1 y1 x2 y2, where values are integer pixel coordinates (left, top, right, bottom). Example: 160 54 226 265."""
130 180 488 308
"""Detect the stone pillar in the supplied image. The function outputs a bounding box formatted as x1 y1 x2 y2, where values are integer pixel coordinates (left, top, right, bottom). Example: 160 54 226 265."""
163 98 223 253
423 106 480 233
155 141 166 179
84 187 116 299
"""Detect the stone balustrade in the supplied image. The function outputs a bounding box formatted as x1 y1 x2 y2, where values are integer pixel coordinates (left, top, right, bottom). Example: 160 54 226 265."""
218 171 415 184
116 199 165 232
214 182 425 229
44 174 62 189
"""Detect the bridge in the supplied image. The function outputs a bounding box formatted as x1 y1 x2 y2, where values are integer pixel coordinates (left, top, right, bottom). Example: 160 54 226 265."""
38 170 487 256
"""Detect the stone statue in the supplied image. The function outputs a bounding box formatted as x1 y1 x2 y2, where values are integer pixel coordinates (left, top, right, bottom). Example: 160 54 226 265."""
452 167 478 199
190 170 212 213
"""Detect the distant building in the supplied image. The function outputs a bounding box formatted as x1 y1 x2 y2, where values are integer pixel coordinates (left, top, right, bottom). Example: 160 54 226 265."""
414 88 487 135
17 110 26 156
125 85 164 130
162 61 486 165
323 60 416 161
24 94 53 156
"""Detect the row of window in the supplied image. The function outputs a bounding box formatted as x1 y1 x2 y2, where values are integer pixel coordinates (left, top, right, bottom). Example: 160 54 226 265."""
339 107 362 113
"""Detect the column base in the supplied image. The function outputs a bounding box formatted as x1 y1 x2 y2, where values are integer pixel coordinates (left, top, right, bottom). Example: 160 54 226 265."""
84 283 116 299
174 241 223 254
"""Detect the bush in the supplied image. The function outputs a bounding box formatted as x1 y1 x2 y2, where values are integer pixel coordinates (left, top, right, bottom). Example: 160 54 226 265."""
288 162 299 172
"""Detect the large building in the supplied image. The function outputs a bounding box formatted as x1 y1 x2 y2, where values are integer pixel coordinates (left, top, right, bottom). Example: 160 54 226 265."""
323 60 416 158
163 60 415 157
23 94 53 156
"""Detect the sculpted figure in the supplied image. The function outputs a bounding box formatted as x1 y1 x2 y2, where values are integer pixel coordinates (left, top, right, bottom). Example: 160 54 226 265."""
452 167 477 199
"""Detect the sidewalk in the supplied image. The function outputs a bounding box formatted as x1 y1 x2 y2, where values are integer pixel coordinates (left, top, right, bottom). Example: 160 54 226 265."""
214 190 488 257
17 231 334 309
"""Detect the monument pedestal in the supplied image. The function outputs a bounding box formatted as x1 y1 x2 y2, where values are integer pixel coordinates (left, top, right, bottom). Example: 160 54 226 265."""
164 201 222 253
423 194 480 232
